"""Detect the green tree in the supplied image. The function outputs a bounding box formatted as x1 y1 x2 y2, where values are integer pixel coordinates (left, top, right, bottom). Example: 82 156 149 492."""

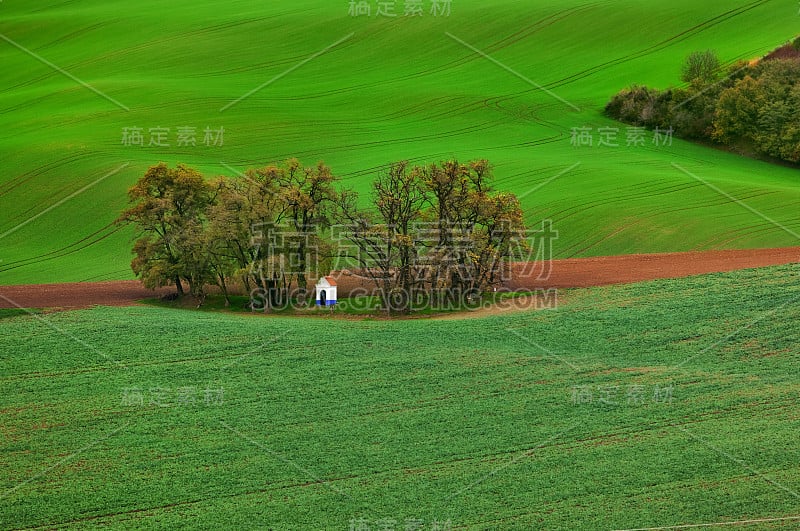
119 163 213 300
420 160 525 303
337 161 427 314
338 159 526 314
205 166 286 311
681 50 721 86
713 82 755 143
281 159 338 303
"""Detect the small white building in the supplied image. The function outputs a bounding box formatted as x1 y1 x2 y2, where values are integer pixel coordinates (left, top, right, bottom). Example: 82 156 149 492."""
315 276 337 306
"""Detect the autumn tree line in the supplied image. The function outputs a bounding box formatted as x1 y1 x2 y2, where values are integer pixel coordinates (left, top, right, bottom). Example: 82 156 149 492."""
606 39 800 163
118 159 527 314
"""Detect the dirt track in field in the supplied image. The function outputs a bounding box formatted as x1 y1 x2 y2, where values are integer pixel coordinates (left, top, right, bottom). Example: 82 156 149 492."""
1 247 798 310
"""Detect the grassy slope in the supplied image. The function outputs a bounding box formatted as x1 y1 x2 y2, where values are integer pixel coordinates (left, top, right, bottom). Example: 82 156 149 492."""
1 0 799 285
1 264 799 528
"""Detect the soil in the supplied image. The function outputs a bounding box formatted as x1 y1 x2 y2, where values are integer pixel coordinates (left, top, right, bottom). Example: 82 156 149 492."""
0 280 172 311
1 247 798 311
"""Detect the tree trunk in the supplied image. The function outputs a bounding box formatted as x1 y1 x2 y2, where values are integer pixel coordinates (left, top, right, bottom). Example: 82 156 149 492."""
259 268 270 313
218 273 230 307
297 238 307 302
175 276 184 296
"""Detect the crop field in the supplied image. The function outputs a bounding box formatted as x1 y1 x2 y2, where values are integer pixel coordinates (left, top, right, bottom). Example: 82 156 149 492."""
2 1 800 284
2 265 799 529
3 1 800 529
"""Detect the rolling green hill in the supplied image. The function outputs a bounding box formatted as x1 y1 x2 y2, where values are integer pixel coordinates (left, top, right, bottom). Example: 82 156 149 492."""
1 0 799 284
2 265 799 528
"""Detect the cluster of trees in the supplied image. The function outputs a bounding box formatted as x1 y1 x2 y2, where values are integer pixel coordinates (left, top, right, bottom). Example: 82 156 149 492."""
606 39 800 163
339 159 526 313
118 159 527 314
118 160 337 308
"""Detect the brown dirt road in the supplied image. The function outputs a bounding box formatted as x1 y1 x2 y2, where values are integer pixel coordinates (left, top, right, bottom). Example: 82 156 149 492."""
1 247 798 310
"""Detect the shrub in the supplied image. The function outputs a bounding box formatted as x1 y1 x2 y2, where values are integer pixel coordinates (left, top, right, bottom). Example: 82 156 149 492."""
606 42 800 165
681 50 721 85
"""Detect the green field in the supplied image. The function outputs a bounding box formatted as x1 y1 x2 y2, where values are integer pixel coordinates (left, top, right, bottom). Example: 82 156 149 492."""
1 265 799 528
1 0 800 284
3 2 800 528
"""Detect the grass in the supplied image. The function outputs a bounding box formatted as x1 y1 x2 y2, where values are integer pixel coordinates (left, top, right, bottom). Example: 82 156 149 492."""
1 264 799 528
1 1 800 285
143 293 388 316
0 308 39 320
141 290 537 317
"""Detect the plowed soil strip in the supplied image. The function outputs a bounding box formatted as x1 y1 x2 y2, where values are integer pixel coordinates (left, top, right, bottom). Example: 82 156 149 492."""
505 246 800 290
1 247 798 310
0 280 172 310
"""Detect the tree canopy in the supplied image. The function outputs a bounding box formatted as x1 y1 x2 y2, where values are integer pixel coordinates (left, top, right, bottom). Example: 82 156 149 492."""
119 159 528 315
606 42 800 164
